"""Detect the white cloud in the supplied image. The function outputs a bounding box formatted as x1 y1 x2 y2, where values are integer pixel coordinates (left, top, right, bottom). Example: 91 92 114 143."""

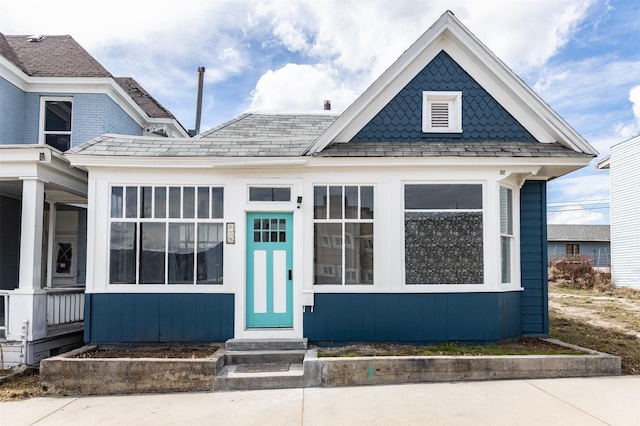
614 85 640 137
548 206 605 225
249 63 357 111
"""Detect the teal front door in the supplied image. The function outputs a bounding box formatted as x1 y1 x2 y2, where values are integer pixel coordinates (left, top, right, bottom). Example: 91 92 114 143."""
246 213 293 328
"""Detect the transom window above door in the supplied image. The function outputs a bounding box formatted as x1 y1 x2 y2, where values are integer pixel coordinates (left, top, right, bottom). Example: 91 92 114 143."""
249 187 291 202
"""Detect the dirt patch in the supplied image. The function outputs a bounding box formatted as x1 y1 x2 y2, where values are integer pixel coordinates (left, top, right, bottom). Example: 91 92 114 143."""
549 285 640 375
71 346 220 359
314 338 582 357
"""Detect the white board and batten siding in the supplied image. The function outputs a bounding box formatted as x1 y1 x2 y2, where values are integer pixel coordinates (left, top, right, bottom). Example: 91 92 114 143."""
609 136 640 289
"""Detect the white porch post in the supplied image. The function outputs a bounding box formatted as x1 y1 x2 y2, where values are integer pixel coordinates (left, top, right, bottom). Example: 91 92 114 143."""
19 178 45 290
8 178 48 344
46 201 56 288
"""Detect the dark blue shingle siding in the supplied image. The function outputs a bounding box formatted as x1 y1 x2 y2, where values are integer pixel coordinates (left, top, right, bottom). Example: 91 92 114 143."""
351 51 536 143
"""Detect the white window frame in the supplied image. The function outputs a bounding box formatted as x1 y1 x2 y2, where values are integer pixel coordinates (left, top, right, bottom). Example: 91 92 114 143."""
107 184 224 286
422 91 462 133
500 185 515 285
39 96 73 148
312 184 375 286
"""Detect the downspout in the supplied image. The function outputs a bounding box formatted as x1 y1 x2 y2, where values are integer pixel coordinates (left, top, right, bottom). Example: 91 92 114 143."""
21 318 29 366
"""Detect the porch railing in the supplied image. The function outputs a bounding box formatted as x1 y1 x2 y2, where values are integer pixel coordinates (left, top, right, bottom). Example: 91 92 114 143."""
46 288 84 327
0 291 7 338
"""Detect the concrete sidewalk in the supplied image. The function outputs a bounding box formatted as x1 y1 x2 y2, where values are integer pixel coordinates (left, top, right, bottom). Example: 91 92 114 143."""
3 377 639 425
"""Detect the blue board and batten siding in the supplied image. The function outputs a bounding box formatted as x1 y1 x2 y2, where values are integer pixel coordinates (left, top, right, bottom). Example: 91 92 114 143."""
84 293 234 343
303 292 521 343
520 180 548 335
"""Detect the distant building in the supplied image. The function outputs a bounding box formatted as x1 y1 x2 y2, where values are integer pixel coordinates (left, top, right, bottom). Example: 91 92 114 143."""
0 32 187 366
547 224 610 268
598 135 640 288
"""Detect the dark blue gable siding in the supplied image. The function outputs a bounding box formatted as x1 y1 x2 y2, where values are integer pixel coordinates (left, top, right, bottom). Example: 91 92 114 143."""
351 51 535 143
520 181 548 335
304 292 521 343
84 293 234 343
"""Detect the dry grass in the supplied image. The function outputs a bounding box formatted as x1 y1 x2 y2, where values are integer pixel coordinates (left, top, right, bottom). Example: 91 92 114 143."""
0 370 40 401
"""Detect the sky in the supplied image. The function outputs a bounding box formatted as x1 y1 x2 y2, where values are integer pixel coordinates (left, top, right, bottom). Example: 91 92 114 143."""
2 0 639 225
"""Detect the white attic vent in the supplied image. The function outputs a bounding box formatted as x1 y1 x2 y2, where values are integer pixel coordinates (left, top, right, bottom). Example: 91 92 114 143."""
430 102 450 128
28 35 44 42
422 91 462 133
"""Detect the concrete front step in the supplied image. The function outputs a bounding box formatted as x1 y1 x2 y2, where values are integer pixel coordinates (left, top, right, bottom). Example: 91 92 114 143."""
214 363 305 391
225 350 307 365
225 338 308 351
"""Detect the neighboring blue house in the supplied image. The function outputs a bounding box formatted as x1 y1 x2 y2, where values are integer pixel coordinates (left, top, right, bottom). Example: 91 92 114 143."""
67 12 597 346
547 225 611 268
0 33 187 366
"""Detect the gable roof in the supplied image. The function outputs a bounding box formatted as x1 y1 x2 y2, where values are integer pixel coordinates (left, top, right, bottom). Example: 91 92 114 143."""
548 225 610 242
305 11 597 157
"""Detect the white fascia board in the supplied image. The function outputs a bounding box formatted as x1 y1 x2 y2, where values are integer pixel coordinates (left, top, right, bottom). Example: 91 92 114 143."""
442 27 597 156
0 56 29 89
305 11 597 157
65 154 310 170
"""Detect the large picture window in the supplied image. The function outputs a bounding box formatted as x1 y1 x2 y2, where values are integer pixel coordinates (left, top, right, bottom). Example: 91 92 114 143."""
109 185 224 285
404 184 483 284
313 185 374 285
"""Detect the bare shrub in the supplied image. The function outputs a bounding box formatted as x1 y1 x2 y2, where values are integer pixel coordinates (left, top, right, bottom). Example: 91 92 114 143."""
548 256 597 289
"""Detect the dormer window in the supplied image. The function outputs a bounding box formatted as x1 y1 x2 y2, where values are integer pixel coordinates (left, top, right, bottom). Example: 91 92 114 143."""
41 98 73 151
422 91 462 133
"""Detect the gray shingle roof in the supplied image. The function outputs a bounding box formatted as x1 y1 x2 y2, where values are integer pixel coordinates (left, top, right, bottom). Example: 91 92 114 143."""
69 112 596 159
69 134 314 157
197 113 339 140
315 141 591 157
114 77 176 120
1 34 111 77
548 225 610 242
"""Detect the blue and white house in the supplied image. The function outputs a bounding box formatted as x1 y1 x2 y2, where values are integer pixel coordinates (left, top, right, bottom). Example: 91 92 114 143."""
0 33 187 366
68 12 597 346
